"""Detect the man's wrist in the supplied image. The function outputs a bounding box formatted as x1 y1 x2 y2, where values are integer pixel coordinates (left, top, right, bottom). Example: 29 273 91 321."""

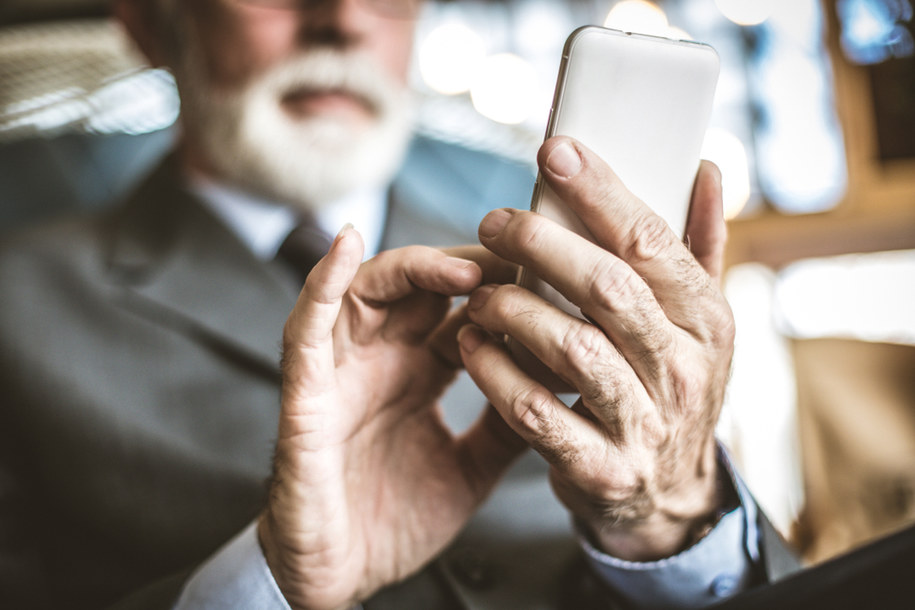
586 456 733 561
577 444 762 607
174 521 293 609
578 501 757 608
257 512 306 610
257 512 364 610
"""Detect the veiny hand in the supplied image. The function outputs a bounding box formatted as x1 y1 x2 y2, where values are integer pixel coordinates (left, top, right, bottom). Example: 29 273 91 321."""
258 228 523 610
458 136 734 562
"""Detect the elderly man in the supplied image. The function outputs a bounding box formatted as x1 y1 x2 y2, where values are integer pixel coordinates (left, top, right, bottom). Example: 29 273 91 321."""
0 0 796 608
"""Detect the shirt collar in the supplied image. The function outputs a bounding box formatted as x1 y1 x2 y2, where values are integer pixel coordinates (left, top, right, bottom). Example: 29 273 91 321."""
188 176 388 261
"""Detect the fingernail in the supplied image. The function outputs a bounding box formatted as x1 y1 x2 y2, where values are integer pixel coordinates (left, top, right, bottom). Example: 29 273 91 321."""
337 222 354 238
444 256 477 271
468 284 495 311
545 140 582 179
328 222 355 255
479 209 512 239
458 325 485 353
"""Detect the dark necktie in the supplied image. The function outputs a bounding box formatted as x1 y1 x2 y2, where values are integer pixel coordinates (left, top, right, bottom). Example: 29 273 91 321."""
276 219 333 284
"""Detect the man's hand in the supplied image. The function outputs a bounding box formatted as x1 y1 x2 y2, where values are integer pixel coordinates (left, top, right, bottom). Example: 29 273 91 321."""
458 136 734 562
259 228 523 610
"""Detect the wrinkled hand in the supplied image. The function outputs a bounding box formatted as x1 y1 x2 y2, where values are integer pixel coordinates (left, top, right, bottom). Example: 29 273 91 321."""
458 136 734 562
258 228 523 610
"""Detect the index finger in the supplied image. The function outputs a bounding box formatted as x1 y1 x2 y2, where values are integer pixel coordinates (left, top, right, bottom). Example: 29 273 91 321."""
355 245 483 304
538 136 726 330
282 225 364 402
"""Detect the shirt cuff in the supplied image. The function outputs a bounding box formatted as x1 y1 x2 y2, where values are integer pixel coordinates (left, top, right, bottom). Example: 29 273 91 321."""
579 446 762 608
174 520 291 610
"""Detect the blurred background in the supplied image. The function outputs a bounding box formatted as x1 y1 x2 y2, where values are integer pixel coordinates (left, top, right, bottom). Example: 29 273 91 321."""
1 0 913 566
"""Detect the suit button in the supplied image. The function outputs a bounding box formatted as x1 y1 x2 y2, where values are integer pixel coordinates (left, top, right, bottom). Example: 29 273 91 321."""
449 549 495 590
710 574 739 597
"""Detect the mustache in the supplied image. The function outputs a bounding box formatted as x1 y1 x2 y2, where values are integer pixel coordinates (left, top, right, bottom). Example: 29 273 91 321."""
250 49 402 118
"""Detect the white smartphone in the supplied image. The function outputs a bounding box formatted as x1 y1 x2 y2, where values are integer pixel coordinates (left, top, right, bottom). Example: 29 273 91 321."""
511 26 720 386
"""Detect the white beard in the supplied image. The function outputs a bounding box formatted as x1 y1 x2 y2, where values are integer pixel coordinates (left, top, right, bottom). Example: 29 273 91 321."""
175 48 414 211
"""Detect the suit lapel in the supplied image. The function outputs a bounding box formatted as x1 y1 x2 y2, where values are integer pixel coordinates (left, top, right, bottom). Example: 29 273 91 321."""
104 158 299 376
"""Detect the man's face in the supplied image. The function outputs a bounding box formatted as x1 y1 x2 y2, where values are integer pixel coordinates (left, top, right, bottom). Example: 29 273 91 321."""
161 0 420 209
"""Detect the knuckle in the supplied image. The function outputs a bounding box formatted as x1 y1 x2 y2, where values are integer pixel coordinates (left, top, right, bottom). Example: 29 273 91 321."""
629 310 673 355
512 213 551 254
509 386 580 467
483 285 532 328
561 323 608 379
638 414 671 452
693 295 736 348
624 213 675 265
666 359 722 427
488 285 520 317
510 385 556 436
596 466 644 503
588 258 640 312
583 375 628 433
672 368 707 405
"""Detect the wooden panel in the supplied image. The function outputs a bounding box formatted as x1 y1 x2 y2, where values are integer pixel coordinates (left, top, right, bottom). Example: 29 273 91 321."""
725 0 915 270
792 338 915 564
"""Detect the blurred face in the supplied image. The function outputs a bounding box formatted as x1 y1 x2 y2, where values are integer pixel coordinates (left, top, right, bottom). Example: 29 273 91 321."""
161 0 420 209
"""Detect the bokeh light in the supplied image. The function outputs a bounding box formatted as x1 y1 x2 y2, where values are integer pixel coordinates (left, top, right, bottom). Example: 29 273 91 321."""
470 53 540 125
604 1 670 36
714 0 777 26
418 23 487 95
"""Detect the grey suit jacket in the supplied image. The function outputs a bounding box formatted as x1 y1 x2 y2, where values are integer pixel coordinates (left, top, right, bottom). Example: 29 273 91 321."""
0 135 795 609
